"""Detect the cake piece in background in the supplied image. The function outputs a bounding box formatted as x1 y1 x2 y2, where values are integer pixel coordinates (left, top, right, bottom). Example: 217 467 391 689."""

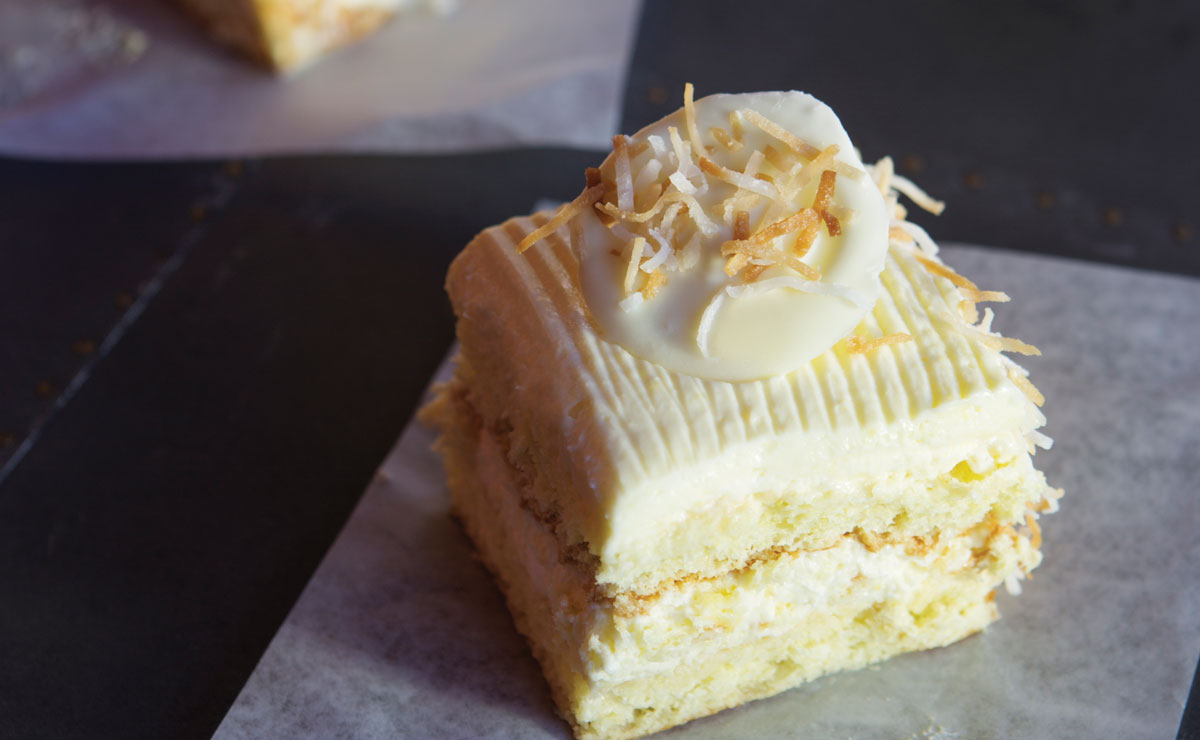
424 86 1062 740
171 0 453 72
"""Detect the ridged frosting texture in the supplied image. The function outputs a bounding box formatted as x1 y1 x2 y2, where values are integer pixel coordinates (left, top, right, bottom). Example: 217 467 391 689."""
446 213 1046 593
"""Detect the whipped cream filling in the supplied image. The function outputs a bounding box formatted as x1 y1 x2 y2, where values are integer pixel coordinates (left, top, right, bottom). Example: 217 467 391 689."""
579 519 1037 686
578 91 890 382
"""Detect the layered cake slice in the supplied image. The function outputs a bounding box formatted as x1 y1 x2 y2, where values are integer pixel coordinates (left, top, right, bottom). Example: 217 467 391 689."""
423 87 1061 740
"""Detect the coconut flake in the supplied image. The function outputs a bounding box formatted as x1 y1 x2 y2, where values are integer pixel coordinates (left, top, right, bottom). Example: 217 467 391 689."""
1029 430 1054 450
710 126 742 151
722 151 767 222
612 135 634 212
668 126 701 179
623 236 645 294
872 156 895 196
699 156 781 200
891 172 946 215
728 110 744 141
679 231 701 269
915 253 975 289
596 191 687 224
634 158 663 192
683 82 707 156
959 321 1042 356
978 307 995 332
668 170 697 195
619 292 645 312
659 202 684 232
642 229 673 271
1004 573 1023 596
1009 365 1046 407
515 183 604 253
741 108 821 160
961 287 1011 304
893 220 940 256
782 145 840 199
677 191 719 236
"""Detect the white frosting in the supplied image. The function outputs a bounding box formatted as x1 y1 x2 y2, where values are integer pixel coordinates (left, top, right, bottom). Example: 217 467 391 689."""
578 91 890 382
450 215 1048 593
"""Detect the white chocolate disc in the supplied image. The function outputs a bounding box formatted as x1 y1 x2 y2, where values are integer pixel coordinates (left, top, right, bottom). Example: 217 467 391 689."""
578 91 889 382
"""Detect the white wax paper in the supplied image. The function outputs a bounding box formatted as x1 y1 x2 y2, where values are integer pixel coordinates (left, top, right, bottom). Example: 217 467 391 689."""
0 0 639 157
214 246 1200 740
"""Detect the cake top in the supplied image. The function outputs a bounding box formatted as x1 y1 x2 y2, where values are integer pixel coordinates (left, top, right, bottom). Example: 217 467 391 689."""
520 87 898 381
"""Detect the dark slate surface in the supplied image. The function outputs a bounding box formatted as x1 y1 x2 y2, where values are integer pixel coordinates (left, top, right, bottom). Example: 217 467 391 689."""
0 151 598 739
1 1 1197 738
0 161 228 469
624 0 1200 277
1184 663 1200 740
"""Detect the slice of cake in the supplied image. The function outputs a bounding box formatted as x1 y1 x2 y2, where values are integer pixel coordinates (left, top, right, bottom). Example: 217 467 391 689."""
172 0 451 72
423 86 1061 740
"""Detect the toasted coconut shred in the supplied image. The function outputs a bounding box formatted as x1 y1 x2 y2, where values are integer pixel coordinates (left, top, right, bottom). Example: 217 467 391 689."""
710 126 742 151
1008 366 1046 407
741 108 822 160
623 236 646 295
733 210 751 241
960 287 1011 304
516 183 605 253
682 83 707 156
515 85 1046 399
1024 512 1043 550
612 135 635 212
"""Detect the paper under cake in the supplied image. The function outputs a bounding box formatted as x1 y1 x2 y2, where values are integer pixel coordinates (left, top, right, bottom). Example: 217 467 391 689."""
423 87 1061 740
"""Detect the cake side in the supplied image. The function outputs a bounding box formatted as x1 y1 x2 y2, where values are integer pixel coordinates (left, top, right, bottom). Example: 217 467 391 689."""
427 372 1046 740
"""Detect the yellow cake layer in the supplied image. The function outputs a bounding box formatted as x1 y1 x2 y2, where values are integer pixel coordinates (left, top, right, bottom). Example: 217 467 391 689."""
431 388 1042 740
446 213 1049 596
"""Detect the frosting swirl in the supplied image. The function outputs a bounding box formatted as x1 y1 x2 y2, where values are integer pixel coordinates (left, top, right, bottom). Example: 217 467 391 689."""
576 90 889 382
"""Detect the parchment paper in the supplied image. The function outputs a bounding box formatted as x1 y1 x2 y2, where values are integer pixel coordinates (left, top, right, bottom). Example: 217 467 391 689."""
214 246 1200 739
0 0 639 157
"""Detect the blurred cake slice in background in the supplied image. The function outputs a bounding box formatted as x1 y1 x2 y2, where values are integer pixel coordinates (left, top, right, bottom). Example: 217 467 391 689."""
171 0 454 72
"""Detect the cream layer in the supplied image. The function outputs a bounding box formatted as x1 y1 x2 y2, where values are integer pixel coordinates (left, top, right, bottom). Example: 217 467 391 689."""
448 212 1048 595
